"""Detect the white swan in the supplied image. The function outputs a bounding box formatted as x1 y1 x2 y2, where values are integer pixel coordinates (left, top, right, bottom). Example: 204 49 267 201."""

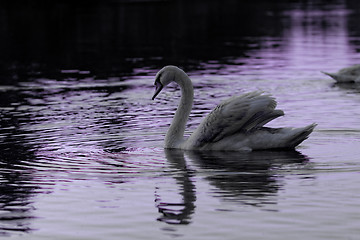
322 64 360 83
152 65 316 151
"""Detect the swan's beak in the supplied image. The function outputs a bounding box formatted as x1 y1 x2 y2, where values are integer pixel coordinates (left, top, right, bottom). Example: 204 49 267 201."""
152 81 163 100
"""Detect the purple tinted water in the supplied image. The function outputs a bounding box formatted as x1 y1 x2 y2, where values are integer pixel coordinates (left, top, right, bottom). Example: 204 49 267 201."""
1 2 360 240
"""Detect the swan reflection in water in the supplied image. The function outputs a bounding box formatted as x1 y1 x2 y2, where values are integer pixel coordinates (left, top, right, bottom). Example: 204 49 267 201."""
155 149 196 225
333 82 360 94
156 149 310 224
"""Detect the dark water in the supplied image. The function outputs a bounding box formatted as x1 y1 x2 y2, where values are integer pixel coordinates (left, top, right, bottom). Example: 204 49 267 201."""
1 0 360 239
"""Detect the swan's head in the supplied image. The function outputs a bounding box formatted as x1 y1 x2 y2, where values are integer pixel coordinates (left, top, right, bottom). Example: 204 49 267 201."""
152 65 187 100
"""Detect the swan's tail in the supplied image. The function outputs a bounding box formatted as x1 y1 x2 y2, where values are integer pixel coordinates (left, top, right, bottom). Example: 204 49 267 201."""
321 71 337 79
288 123 317 148
321 71 350 82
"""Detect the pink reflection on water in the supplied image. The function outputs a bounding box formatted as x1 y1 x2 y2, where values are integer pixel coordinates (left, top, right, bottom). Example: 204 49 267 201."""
284 3 354 74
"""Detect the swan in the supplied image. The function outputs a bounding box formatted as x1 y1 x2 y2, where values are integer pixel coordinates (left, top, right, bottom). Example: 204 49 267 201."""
152 65 316 151
322 64 360 83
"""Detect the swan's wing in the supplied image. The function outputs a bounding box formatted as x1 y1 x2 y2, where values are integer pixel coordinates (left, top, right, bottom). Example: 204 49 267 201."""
188 92 284 147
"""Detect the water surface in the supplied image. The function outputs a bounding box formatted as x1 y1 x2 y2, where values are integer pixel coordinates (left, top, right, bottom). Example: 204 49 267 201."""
1 1 360 239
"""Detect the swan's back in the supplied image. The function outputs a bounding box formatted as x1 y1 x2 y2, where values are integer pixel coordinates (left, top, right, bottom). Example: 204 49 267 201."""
186 92 285 149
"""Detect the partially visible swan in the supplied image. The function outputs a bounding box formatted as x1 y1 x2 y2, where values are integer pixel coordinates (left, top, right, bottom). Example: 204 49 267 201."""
322 64 360 83
152 65 316 151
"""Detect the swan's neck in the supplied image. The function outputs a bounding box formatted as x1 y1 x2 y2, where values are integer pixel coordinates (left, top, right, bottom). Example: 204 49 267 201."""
165 74 194 148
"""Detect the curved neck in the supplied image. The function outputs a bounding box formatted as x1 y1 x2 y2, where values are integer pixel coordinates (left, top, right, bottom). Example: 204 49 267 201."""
165 74 194 148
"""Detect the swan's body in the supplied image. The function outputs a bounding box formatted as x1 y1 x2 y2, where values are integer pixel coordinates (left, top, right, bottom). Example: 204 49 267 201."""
322 64 360 83
152 65 316 151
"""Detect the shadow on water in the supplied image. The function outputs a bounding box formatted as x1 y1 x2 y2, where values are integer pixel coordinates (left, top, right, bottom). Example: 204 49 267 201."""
0 0 283 69
0 145 37 236
1 0 359 79
0 125 38 235
158 149 310 225
0 85 42 235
